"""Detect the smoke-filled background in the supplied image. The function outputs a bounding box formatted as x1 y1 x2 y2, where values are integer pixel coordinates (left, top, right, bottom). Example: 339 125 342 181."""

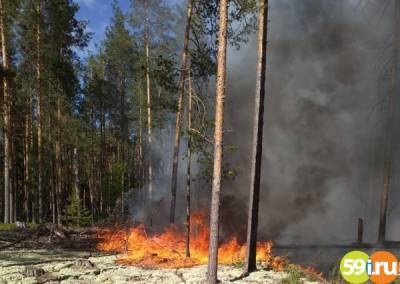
130 0 399 245
224 0 396 244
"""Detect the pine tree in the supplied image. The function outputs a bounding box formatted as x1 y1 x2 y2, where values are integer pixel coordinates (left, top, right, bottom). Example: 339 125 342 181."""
245 0 269 273
170 0 194 224
207 0 229 282
128 0 176 226
44 0 89 224
0 0 16 224
65 191 91 227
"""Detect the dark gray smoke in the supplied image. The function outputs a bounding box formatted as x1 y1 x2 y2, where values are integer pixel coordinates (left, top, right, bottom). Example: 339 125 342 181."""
223 0 395 244
128 0 398 245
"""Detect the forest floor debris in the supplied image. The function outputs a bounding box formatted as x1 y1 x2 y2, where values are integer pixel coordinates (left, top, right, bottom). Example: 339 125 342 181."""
0 249 322 283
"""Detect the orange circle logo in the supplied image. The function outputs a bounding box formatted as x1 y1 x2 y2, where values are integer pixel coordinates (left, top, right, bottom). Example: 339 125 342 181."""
369 251 398 284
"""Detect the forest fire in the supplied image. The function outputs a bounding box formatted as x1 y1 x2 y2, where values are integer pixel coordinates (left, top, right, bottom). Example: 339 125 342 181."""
97 212 286 269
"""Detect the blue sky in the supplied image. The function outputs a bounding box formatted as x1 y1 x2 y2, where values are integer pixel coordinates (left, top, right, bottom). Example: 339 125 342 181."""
75 0 181 56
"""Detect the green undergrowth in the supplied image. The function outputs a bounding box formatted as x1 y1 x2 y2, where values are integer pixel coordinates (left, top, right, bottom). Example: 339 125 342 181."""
0 223 38 231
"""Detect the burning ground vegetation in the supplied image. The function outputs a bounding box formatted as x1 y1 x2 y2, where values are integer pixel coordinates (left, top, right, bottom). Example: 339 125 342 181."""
96 212 285 269
0 219 327 283
93 212 327 283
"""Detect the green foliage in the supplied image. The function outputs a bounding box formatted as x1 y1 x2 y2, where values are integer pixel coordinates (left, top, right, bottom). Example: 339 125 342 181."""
1 0 258 224
65 193 91 227
110 161 127 204
0 223 17 231
0 223 38 231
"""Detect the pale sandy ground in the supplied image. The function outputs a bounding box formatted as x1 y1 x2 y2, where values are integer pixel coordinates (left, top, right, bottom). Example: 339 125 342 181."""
0 249 321 283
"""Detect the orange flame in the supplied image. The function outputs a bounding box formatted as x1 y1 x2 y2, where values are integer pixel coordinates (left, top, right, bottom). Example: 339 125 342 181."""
97 212 286 269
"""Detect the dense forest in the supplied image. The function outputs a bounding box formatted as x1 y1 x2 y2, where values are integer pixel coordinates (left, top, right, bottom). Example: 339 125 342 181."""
0 0 262 280
1 0 400 282
0 0 255 226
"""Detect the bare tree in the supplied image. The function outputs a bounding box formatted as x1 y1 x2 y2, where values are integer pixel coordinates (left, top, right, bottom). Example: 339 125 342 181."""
244 0 269 273
170 0 193 224
207 0 229 282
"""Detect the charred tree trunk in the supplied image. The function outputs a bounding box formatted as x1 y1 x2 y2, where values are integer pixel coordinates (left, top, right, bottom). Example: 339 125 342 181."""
185 71 193 258
0 0 12 224
244 0 269 273
170 0 193 224
207 0 229 282
378 0 400 243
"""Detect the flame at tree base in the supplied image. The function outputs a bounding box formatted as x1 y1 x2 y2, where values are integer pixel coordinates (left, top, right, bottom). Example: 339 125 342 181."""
97 212 287 269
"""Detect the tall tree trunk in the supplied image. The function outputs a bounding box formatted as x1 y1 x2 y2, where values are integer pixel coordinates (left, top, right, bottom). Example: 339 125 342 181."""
56 98 62 225
146 41 153 225
89 108 95 224
48 118 56 224
89 171 95 224
244 0 269 273
185 71 193 258
119 75 126 217
36 0 43 223
170 0 193 224
11 124 15 223
73 147 80 218
138 80 143 192
144 0 154 226
379 69 394 243
0 0 12 224
378 0 400 243
100 105 105 217
207 0 228 282
24 92 32 221
51 169 56 224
